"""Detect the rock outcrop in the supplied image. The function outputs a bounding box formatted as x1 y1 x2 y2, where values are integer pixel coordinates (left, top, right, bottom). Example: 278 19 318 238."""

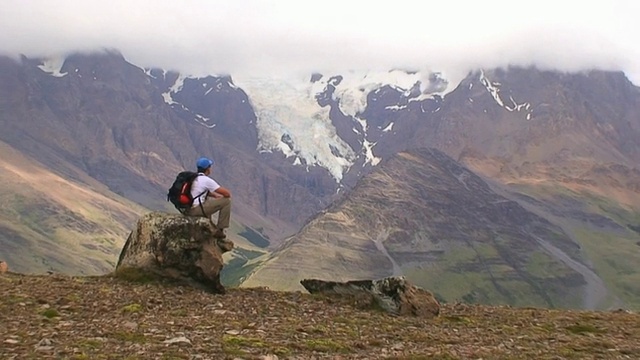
301 276 440 318
0 261 7 274
116 212 234 294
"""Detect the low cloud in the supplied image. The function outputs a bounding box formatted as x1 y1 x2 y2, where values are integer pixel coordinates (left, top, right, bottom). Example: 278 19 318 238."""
1 0 638 84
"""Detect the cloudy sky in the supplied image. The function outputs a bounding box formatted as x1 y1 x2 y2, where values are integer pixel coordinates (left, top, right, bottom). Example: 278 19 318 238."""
1 0 639 83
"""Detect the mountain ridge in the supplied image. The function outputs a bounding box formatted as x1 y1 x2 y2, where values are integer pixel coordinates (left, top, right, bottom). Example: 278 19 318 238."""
2 50 640 309
241 148 599 309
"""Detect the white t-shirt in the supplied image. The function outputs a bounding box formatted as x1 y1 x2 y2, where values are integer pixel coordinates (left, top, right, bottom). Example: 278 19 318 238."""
190 174 221 207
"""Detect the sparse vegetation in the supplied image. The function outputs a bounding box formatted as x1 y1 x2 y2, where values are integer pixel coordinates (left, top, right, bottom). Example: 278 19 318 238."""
504 182 640 309
41 308 60 318
114 267 161 284
303 338 352 353
572 227 640 308
112 331 146 343
404 241 583 309
1 273 639 359
121 303 143 313
566 324 606 335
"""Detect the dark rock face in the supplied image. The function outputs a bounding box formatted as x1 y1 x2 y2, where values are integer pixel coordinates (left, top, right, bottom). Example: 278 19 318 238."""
116 212 234 294
413 68 640 166
301 276 440 317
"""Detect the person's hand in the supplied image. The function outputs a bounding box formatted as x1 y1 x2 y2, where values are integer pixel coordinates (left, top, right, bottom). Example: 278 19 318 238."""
210 192 223 199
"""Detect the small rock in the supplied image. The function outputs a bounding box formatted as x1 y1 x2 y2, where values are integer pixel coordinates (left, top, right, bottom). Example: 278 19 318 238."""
260 355 279 360
4 339 19 344
225 330 241 335
123 321 138 330
163 336 191 345
37 338 53 346
301 276 440 318
204 302 224 310
35 338 54 352
213 309 227 315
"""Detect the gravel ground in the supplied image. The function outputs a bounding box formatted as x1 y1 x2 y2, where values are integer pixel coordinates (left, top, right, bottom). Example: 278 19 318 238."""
1 272 639 359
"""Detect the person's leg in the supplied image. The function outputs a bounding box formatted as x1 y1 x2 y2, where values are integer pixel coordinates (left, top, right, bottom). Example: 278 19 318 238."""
200 197 231 229
185 202 209 217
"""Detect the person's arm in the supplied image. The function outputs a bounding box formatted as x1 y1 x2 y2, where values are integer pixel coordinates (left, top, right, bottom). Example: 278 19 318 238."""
214 186 231 198
203 177 230 198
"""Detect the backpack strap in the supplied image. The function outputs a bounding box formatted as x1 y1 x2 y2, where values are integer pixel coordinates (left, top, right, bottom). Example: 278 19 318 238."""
191 174 218 231
197 191 208 217
192 174 210 217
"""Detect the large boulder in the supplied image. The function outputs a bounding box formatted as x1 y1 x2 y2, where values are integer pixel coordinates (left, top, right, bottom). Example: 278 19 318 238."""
116 212 234 294
301 276 440 318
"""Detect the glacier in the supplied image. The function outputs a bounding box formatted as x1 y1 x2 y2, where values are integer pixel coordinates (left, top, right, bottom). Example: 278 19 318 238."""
234 69 458 181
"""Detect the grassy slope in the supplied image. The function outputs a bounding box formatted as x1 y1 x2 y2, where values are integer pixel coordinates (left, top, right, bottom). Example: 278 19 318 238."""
0 140 148 274
0 139 269 280
403 242 583 309
241 151 592 309
503 182 640 310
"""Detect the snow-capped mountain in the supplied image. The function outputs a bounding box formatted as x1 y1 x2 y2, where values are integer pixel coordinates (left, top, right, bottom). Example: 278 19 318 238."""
151 67 458 188
3 51 640 309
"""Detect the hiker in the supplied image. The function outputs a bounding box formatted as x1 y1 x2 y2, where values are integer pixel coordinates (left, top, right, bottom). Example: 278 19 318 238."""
185 157 232 239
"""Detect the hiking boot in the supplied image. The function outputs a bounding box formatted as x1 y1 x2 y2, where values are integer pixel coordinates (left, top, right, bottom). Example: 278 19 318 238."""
212 228 226 239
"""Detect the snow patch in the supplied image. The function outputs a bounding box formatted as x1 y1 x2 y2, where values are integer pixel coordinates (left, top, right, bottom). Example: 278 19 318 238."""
37 57 68 77
331 69 451 119
158 73 220 128
382 122 394 132
144 68 157 79
385 104 407 111
162 75 186 105
233 76 357 181
479 70 505 107
362 138 381 166
479 70 533 119
195 114 215 128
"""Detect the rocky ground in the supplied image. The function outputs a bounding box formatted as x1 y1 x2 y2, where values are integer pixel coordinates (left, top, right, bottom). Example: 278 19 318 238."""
1 272 639 360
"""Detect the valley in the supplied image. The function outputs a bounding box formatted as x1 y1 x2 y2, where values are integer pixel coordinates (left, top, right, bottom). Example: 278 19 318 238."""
1 52 640 310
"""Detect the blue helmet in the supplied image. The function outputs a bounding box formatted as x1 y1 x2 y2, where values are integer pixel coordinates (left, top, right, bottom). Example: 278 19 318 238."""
196 157 214 169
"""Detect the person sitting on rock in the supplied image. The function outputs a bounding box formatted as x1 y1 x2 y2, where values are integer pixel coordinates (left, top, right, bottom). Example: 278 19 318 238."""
185 157 232 239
